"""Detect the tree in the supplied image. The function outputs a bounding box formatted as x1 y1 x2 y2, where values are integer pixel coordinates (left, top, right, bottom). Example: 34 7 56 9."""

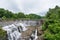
17 12 26 18
2 16 6 20
0 8 42 20
43 6 60 40
26 14 41 19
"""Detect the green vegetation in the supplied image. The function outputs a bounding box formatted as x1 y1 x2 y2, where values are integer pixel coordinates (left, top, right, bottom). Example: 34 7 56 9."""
0 8 41 20
42 6 60 40
26 14 41 19
0 26 7 40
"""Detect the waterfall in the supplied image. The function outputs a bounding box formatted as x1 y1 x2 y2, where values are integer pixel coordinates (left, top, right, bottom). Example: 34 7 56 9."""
29 29 38 40
2 23 27 40
15 23 27 31
2 22 38 40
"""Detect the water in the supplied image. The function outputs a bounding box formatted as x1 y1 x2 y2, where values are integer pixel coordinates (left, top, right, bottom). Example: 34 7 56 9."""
15 23 27 31
2 23 27 40
29 29 38 40
2 23 38 40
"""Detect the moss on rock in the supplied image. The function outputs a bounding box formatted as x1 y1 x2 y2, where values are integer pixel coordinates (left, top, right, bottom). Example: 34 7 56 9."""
0 27 7 40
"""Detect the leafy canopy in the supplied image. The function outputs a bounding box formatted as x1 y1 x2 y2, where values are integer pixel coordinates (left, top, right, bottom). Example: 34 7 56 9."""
0 8 41 20
43 6 60 40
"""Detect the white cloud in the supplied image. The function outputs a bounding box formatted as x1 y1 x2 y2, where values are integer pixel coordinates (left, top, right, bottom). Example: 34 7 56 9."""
0 0 60 16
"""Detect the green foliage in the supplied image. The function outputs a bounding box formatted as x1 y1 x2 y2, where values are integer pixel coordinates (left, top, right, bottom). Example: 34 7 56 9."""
2 16 6 20
17 12 26 18
44 30 55 40
26 14 41 19
0 8 41 20
43 6 60 40
0 26 7 40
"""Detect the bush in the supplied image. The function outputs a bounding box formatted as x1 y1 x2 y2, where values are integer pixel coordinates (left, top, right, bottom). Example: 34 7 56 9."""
2 16 6 20
43 6 60 40
0 27 7 40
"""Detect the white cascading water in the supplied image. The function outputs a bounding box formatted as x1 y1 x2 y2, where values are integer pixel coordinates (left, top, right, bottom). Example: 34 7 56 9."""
2 22 38 40
2 23 27 40
29 29 38 40
15 23 27 31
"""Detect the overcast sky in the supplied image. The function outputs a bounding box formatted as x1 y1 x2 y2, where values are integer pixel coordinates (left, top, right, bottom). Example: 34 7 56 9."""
0 0 60 16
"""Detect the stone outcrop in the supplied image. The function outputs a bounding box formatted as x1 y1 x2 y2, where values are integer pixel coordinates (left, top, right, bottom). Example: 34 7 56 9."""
21 26 44 40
